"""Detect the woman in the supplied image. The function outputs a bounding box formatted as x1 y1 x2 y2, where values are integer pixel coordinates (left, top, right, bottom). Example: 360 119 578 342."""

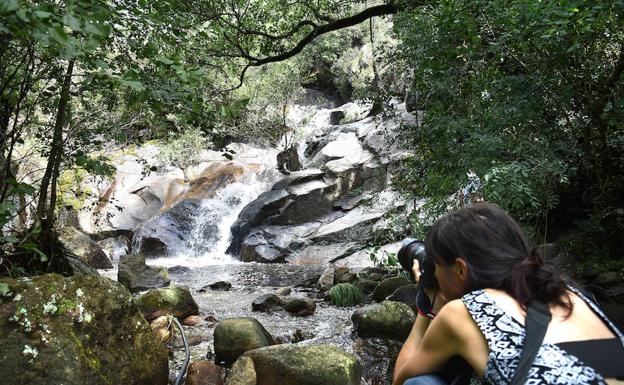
393 204 624 385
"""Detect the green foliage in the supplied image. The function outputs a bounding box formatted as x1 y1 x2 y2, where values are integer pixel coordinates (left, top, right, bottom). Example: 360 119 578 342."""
369 247 399 269
394 0 624 240
329 283 364 307
156 129 209 169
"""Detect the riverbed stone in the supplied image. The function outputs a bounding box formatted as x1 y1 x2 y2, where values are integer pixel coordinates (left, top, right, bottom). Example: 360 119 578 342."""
356 279 379 295
214 317 274 366
252 294 285 312
232 344 361 385
225 356 256 385
317 266 335 292
136 286 199 321
351 300 415 341
118 253 170 293
283 297 316 316
387 284 419 312
151 315 172 343
185 360 224 385
373 276 411 302
0 274 168 385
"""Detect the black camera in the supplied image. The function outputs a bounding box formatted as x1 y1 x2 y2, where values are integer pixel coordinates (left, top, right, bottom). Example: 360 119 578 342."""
397 238 438 289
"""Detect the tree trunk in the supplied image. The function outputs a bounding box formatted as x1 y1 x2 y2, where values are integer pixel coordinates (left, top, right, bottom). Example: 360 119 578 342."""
37 60 74 257
367 17 384 117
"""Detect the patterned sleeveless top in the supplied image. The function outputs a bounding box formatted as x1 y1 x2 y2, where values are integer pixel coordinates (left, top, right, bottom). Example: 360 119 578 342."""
462 288 624 385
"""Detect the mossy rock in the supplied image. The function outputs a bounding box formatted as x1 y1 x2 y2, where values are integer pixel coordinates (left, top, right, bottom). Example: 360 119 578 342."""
372 276 411 302
214 317 273 366
0 274 168 385
351 300 415 341
136 286 199 321
231 344 361 385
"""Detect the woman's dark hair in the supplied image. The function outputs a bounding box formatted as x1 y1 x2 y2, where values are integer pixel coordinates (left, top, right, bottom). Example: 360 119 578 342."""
425 203 572 312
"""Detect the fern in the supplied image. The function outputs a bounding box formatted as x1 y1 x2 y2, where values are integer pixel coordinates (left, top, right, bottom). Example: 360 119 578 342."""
329 283 364 307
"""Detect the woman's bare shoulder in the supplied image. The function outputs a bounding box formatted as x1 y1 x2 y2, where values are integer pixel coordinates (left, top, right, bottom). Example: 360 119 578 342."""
436 299 490 376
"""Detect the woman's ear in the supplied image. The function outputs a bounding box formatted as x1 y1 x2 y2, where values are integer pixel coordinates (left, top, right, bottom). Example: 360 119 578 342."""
454 258 469 283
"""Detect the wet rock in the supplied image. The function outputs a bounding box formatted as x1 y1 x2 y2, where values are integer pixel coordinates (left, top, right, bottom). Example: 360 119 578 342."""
208 281 232 291
118 254 170 293
136 286 199 321
387 284 419 312
296 274 321 288
330 110 345 125
367 272 385 282
225 356 256 385
373 276 411 302
340 272 357 283
59 227 112 269
185 360 224 385
0 274 168 385
334 267 350 281
133 199 211 258
252 294 285 312
151 315 172 343
214 317 274 366
352 301 416 341
169 265 191 274
230 344 361 385
227 189 291 256
356 279 379 295
287 242 363 265
283 297 316 316
276 287 291 296
317 266 335 292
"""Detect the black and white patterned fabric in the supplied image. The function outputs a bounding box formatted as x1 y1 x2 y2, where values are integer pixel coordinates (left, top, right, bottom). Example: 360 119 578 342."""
462 288 624 385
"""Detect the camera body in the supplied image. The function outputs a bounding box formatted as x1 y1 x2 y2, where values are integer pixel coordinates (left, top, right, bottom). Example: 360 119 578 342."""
397 238 438 289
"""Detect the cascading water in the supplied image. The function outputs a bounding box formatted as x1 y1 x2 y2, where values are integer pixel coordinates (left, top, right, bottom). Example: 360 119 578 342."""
147 171 279 267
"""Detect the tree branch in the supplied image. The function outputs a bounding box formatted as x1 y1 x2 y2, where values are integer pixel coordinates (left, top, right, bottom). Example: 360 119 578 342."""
224 2 400 91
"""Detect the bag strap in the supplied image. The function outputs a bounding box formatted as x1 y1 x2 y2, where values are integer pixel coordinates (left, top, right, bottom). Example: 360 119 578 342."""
509 301 552 385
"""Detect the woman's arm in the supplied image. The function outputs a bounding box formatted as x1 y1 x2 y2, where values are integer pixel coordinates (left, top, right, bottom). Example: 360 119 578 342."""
392 300 466 385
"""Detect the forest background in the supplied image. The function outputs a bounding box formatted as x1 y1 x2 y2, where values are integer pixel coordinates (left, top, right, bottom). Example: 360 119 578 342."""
1 0 623 277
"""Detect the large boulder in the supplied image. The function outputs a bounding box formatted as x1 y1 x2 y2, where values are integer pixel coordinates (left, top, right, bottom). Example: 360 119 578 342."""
373 276 411 302
351 301 415 341
59 227 112 269
136 286 199 321
117 254 170 293
214 317 274 366
132 199 205 257
228 344 361 385
0 274 168 385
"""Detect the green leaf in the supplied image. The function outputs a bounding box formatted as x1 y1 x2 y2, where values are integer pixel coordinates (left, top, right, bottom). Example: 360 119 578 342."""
156 56 174 65
0 283 11 297
22 243 48 262
35 10 53 19
120 79 144 91
62 13 82 31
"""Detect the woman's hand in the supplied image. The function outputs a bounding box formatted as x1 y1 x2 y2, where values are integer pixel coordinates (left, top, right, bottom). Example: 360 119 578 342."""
412 259 448 314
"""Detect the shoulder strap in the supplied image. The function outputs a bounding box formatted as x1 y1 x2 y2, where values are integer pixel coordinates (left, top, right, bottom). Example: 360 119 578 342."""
509 301 552 385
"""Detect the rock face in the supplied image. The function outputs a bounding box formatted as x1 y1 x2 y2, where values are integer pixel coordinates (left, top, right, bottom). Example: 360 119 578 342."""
136 286 199 321
118 254 170 293
214 317 274 366
227 103 416 266
0 274 168 385
228 344 361 385
351 301 416 341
